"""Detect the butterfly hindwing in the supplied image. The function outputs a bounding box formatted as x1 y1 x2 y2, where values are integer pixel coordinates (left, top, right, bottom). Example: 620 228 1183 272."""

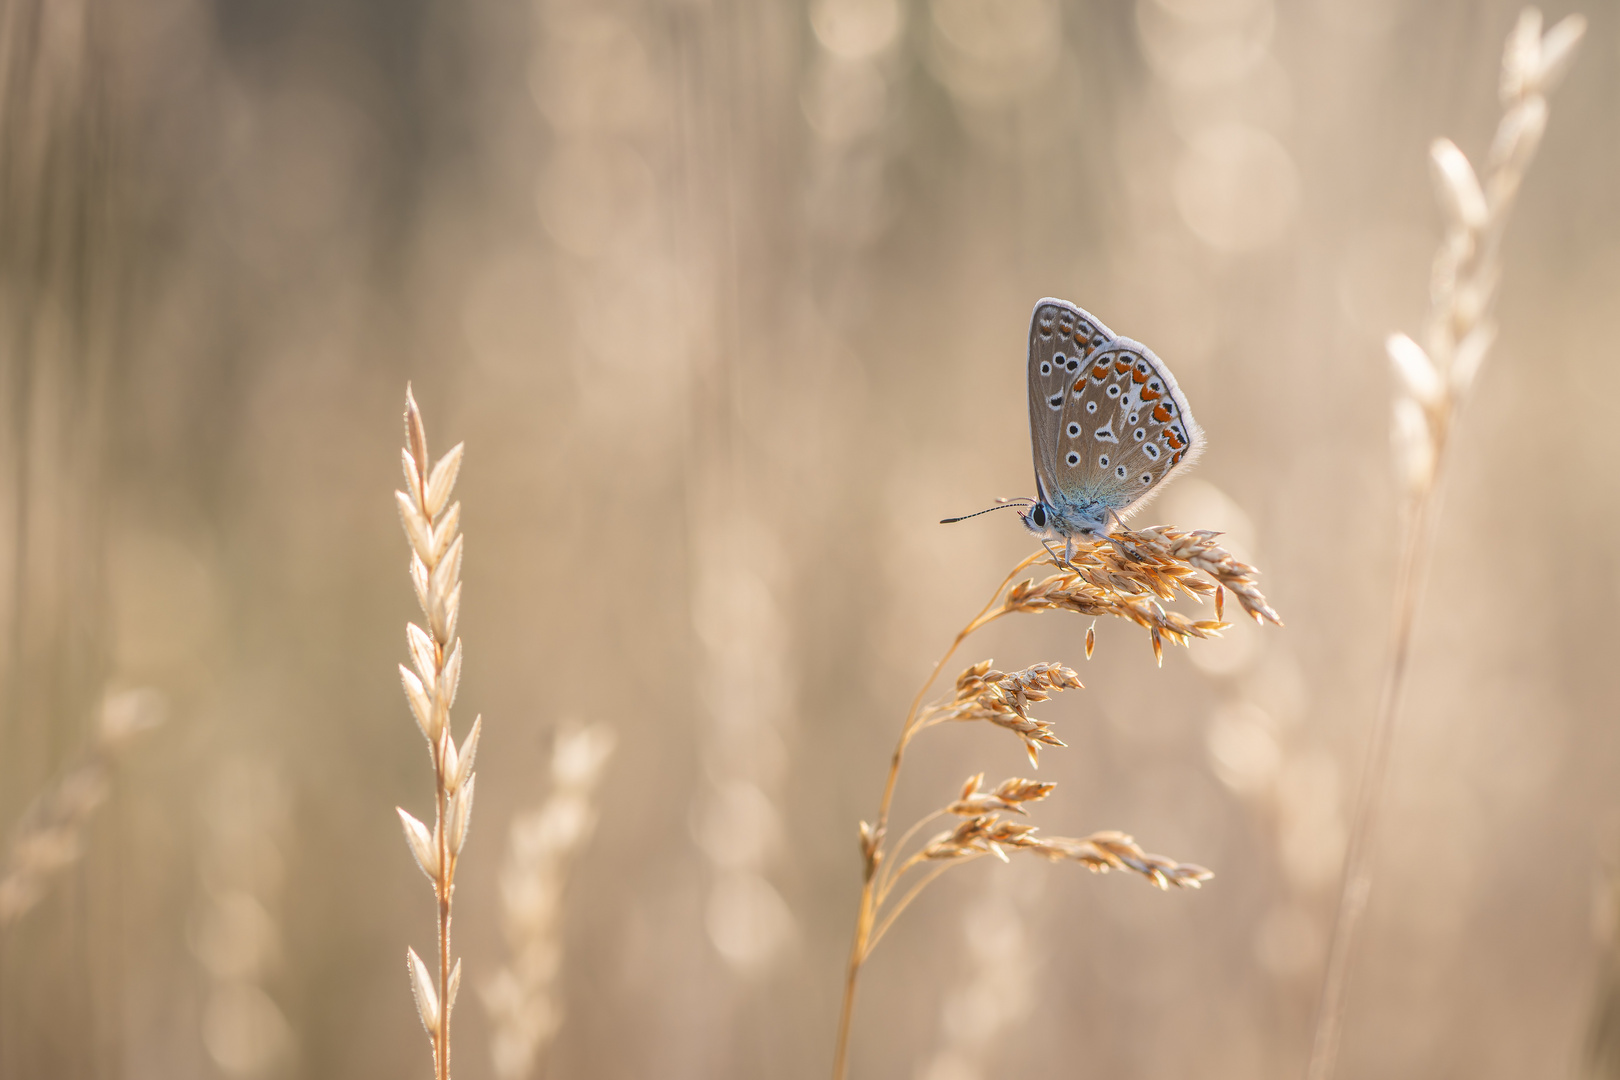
1027 299 1115 506
1054 336 1204 519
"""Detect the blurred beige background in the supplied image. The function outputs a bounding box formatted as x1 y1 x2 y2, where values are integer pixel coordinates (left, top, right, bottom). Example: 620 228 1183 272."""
1 0 1618 1078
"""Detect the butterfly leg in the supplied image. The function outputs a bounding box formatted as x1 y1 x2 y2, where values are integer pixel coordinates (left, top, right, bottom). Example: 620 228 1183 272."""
1040 537 1075 573
1100 509 1146 562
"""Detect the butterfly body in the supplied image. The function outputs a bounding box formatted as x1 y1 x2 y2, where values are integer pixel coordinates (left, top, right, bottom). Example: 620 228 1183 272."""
1020 298 1204 552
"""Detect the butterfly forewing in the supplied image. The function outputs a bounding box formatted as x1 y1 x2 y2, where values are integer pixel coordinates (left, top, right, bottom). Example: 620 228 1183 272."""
1055 336 1204 519
1027 299 1115 505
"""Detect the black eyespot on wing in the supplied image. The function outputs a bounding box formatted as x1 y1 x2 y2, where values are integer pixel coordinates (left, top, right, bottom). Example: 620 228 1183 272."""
1066 422 1080 437
1115 465 1126 478
1140 473 1152 484
1099 454 1109 467
1066 452 1080 466
1040 361 1052 375
1048 394 1063 409
1085 401 1097 413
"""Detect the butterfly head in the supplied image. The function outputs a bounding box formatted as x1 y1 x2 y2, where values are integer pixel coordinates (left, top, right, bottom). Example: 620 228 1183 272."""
1020 501 1052 537
1020 500 1099 540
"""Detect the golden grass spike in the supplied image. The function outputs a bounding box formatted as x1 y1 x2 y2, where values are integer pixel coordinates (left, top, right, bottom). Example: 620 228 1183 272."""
393 388 476 1080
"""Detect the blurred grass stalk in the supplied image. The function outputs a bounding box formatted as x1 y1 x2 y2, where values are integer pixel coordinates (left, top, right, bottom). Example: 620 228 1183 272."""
395 388 481 1080
1305 11 1585 1080
482 721 615 1080
0 689 162 926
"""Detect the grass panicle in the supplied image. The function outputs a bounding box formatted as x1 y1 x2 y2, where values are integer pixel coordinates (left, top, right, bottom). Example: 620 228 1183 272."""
395 387 480 1080
831 527 1278 1080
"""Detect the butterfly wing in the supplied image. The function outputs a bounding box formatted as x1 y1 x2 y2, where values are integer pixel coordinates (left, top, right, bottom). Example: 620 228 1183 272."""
1053 335 1205 522
1027 299 1116 508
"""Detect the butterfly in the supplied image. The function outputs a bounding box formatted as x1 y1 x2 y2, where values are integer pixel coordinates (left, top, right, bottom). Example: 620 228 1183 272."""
945 299 1205 562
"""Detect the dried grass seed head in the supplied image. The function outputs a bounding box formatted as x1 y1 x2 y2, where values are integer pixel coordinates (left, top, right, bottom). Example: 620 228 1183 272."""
948 774 1057 816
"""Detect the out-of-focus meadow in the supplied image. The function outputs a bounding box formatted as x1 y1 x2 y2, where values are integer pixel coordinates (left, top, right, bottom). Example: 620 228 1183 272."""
2 0 1618 1078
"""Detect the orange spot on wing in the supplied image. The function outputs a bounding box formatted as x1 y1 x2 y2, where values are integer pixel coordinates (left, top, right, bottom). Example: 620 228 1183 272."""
1114 359 1131 374
1072 377 1085 393
1152 404 1171 422
1091 363 1110 379
1167 433 1184 449
1172 451 1183 464
1132 368 1149 384
1141 387 1161 400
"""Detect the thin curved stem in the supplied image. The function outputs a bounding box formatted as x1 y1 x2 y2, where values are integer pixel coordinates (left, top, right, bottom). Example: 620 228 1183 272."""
877 551 1043 838
830 551 1042 1080
865 859 974 960
874 809 947 905
876 848 934 911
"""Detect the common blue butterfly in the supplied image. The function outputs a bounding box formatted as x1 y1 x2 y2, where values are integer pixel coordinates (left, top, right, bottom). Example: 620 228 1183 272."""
1018 298 1204 559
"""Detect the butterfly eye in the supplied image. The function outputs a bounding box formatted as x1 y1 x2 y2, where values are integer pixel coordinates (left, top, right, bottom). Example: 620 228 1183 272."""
1031 505 1047 527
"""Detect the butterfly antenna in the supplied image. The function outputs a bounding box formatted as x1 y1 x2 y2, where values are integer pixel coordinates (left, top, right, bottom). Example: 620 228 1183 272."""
939 498 1033 525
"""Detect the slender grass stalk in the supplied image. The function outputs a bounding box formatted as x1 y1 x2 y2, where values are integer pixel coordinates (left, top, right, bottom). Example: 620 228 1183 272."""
832 528 1279 1079
1304 12 1585 1080
394 387 481 1080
